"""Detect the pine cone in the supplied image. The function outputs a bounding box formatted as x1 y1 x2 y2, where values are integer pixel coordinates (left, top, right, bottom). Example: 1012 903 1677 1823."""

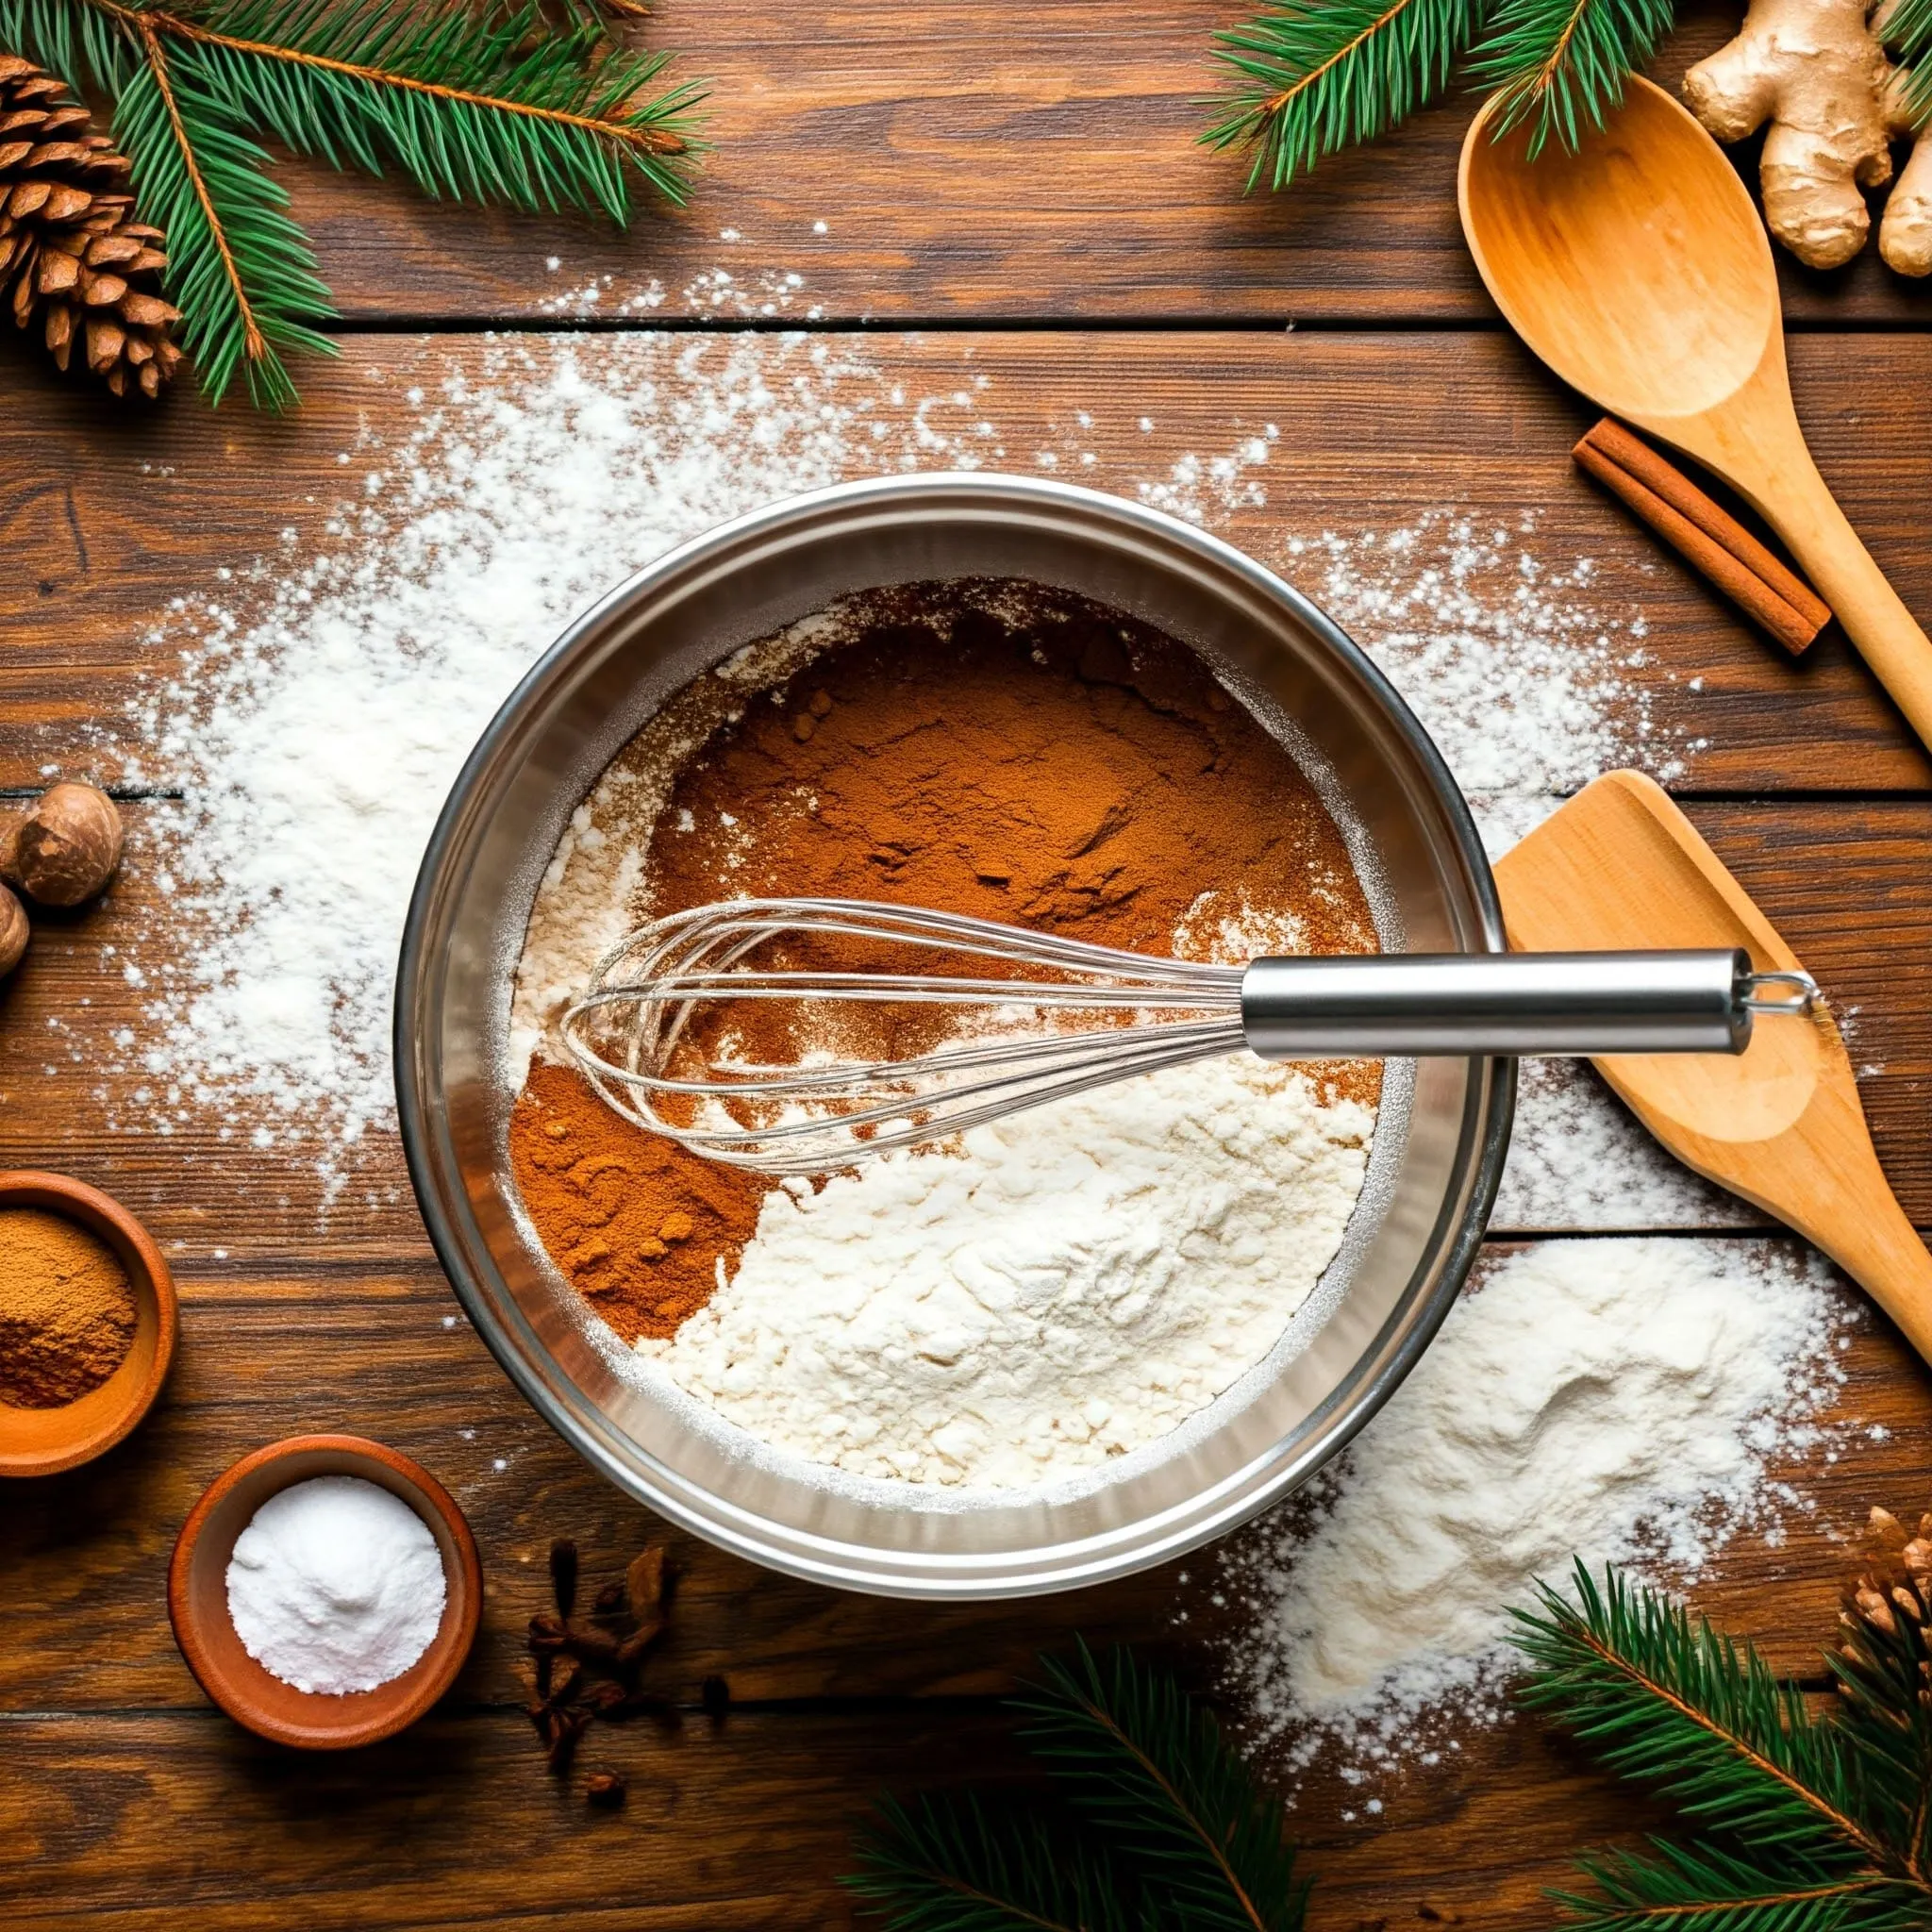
1841 1506 1932 1645
0 53 183 397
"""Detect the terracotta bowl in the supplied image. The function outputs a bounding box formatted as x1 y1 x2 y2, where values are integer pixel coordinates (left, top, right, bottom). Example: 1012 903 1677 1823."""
168 1433 483 1749
0 1170 177 1477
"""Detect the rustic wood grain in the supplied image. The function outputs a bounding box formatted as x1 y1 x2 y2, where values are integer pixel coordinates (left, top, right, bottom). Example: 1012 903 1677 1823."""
128 0 1932 329
0 1700 1697 1932
4 333 1932 794
5 799 1929 1247
7 12 1932 1914
4 1242 1924 1719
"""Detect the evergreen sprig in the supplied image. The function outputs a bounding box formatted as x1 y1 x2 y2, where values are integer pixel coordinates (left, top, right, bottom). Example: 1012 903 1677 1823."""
0 0 702 408
1206 0 1676 181
1468 0 1674 155
1511 1561 1932 1932
1886 0 1932 124
1203 0 1482 192
845 1641 1306 1932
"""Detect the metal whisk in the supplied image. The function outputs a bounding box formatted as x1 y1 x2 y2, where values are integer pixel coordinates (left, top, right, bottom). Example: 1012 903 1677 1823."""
560 896 1818 1175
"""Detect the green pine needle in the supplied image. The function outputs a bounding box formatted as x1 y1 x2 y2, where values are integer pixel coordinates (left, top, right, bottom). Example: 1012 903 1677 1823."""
1467 0 1674 157
1549 1835 1925 1932
180 0 704 219
1512 1562 1932 1932
845 1792 1158 1932
847 1643 1304 1932
1512 1565 1871 1864
1015 1641 1306 1932
114 35 337 408
0 0 134 93
1204 0 1482 189
0 0 702 408
1883 0 1932 125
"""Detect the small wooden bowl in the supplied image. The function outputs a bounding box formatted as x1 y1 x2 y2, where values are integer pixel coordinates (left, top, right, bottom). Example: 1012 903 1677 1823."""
0 1170 177 1478
168 1434 483 1749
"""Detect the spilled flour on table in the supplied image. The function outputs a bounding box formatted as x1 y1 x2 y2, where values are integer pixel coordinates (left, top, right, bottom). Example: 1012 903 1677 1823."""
69 332 1869 1778
1215 1237 1849 1782
99 348 1683 1193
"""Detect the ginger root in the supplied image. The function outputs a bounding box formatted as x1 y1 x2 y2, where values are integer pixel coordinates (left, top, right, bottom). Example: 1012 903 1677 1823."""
1881 59 1932 272
1685 0 1896 270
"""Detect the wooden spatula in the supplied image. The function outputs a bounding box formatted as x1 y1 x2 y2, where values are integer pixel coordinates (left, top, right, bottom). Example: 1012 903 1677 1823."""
1493 769 1932 1367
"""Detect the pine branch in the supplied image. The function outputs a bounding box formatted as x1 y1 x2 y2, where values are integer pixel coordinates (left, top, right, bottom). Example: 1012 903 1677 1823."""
1885 0 1932 124
112 22 334 407
1015 1641 1306 1932
1827 1520 1932 1882
845 1792 1158 1932
1467 0 1675 157
1204 0 1482 189
0 0 703 407
1550 1836 1925 1932
1513 1566 1877 1864
846 1647 1302 1932
0 0 136 94
155 0 704 218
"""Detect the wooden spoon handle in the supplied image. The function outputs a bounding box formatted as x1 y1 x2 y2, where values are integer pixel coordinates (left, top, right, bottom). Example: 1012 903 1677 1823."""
1759 444 1932 757
1807 1175 1932 1371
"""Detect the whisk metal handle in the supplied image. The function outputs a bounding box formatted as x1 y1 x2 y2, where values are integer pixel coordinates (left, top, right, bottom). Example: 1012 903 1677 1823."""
1240 949 1781 1057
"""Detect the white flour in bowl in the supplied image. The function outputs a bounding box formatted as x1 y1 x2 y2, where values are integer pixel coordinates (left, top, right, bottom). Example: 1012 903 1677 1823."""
636 1057 1374 1488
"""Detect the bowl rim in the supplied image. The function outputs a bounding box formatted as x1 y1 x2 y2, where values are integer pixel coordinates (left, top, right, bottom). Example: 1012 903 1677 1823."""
167 1431 483 1749
0 1168 177 1477
395 471 1515 1596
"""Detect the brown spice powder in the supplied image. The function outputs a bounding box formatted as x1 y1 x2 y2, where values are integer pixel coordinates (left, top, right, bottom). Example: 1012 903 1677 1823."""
510 582 1382 1344
0 1206 137 1407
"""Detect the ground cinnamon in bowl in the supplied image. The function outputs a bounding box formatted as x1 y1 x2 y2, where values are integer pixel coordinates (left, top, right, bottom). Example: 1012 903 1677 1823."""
508 580 1384 1360
0 1206 138 1407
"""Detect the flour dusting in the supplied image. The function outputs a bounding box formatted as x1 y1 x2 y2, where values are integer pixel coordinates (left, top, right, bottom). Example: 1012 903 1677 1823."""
99 350 1680 1186
1219 1237 1844 1772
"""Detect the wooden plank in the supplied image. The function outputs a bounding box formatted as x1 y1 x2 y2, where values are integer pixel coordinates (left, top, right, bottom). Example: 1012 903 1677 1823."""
4 333 1931 794
2 1243 1925 1714
208 0 1932 326
4 798 1929 1244
0 1700 1672 1932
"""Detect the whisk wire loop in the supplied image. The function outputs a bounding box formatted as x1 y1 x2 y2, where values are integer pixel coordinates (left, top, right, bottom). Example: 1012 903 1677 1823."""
561 897 1250 1174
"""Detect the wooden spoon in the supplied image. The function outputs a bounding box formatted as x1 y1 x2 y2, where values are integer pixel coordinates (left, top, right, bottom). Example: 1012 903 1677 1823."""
1459 77 1932 756
1493 769 1932 1369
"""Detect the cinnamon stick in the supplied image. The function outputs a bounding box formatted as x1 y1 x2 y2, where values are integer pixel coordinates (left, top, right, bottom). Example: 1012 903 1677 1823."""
1573 417 1831 656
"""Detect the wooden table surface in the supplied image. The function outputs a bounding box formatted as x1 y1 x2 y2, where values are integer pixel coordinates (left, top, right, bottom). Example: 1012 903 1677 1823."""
5 3 1931 1925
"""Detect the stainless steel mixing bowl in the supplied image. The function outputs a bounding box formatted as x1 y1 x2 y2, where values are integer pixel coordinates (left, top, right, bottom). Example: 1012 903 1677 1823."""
396 473 1514 1598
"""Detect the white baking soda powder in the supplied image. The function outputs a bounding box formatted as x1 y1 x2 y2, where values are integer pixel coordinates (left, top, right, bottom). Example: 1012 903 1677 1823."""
225 1475 447 1695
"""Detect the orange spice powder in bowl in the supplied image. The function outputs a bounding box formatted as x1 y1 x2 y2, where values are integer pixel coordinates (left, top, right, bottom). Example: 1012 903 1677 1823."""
0 1170 177 1477
508 582 1383 1345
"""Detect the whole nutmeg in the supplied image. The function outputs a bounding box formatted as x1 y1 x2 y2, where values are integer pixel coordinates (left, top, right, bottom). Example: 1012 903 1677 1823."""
0 883 26 979
7 781 124 908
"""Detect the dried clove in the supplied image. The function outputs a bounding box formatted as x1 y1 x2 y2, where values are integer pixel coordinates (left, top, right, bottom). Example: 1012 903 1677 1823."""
550 1538 580 1619
625 1546 668 1617
564 1625 626 1669
614 1611 666 1673
524 1541 677 1777
545 1705 591 1774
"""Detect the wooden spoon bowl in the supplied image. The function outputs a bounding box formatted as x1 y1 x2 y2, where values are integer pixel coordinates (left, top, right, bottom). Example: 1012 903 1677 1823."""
1459 78 1932 754
1460 77 1777 424
0 1170 176 1478
168 1434 483 1749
